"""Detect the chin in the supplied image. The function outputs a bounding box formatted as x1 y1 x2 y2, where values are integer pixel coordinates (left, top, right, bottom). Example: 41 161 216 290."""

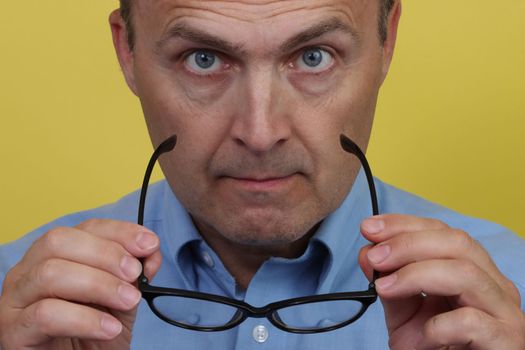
214 209 322 246
223 228 306 247
187 190 339 248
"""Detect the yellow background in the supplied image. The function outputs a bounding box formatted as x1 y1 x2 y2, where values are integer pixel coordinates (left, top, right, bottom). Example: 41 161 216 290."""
0 1 524 244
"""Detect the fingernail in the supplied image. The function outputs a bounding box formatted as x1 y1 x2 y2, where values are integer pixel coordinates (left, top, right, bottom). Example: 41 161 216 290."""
136 232 158 250
120 255 142 280
101 315 122 337
362 218 385 234
367 244 391 264
118 284 141 307
375 273 397 290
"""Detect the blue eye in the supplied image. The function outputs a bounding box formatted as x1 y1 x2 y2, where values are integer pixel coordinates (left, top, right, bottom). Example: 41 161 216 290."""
185 50 222 73
194 51 216 69
296 48 333 72
302 49 323 67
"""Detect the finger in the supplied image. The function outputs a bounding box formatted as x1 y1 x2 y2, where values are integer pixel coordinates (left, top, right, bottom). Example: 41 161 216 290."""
387 296 449 347
358 244 375 281
365 229 511 298
76 220 163 282
361 214 449 243
19 227 143 283
417 307 521 350
6 298 122 347
76 219 160 257
10 258 141 311
359 244 428 332
143 249 163 281
375 259 517 321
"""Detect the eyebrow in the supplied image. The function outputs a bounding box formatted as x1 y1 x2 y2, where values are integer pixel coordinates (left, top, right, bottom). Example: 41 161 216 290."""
280 17 360 52
155 17 359 55
155 22 246 55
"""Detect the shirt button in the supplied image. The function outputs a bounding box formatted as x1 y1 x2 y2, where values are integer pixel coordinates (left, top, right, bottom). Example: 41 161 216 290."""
201 251 215 268
252 325 269 343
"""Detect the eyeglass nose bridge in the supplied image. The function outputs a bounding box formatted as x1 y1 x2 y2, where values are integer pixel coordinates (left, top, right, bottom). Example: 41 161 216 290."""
141 279 377 334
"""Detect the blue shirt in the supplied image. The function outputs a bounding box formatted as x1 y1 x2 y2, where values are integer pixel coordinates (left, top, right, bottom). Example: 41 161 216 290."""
1 170 524 349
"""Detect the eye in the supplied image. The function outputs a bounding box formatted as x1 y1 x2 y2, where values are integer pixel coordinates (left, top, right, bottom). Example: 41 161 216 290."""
295 48 334 72
185 50 223 74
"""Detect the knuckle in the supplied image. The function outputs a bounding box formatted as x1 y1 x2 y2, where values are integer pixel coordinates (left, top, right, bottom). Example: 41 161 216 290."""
21 299 53 331
35 259 61 288
426 217 449 230
77 218 106 230
451 228 477 251
460 307 485 330
461 307 502 344
42 227 70 253
422 315 440 340
421 313 456 346
505 279 521 306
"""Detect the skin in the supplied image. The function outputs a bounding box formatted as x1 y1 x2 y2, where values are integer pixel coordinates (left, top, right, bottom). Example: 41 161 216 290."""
0 1 523 349
360 215 525 349
118 0 393 287
0 220 162 348
120 0 398 289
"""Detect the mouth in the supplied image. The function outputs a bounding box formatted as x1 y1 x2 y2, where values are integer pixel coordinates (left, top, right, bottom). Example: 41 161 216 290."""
220 173 298 192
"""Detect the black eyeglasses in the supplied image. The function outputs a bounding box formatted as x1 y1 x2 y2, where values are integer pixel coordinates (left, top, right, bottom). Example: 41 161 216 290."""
137 134 379 334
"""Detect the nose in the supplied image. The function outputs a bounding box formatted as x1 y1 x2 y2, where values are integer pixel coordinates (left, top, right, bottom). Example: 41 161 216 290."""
230 67 292 154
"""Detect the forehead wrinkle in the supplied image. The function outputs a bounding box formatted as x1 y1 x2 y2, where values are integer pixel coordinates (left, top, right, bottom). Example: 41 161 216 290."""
176 0 366 22
141 0 370 57
136 0 369 18
155 22 247 55
279 17 361 53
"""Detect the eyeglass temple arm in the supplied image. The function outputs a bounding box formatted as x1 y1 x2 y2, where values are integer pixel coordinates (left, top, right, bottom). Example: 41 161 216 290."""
340 134 380 283
138 135 177 226
137 135 177 283
137 135 379 283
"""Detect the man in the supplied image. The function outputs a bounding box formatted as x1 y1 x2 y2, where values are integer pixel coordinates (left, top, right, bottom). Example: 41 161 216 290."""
0 0 524 349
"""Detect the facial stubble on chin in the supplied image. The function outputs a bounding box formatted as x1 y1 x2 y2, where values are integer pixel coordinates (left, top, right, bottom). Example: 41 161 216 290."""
188 182 343 248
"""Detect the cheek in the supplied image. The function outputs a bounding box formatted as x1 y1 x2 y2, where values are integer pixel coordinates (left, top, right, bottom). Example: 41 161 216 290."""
288 66 380 205
134 55 235 137
328 63 381 146
133 64 239 207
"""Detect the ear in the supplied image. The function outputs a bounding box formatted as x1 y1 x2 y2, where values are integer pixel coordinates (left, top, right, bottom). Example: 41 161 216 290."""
380 0 402 83
109 9 138 95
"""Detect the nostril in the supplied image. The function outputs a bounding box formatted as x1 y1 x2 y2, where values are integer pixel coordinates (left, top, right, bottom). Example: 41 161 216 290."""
231 126 289 154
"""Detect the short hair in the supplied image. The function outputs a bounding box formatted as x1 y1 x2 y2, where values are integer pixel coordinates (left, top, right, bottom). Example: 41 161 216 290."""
119 0 395 50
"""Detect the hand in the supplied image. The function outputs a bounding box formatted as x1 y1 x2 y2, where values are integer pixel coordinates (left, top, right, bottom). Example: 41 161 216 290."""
359 214 525 349
0 219 162 350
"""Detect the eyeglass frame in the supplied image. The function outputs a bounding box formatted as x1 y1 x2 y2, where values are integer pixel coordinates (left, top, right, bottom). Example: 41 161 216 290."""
137 134 379 334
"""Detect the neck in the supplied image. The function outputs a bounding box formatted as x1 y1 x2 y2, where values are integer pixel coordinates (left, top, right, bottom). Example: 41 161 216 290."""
193 220 319 290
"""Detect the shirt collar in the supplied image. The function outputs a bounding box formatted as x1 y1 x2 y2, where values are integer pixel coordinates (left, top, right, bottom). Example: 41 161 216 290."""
312 168 374 293
158 182 201 287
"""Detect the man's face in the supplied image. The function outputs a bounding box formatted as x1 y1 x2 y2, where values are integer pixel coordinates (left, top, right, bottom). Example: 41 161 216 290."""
117 0 394 246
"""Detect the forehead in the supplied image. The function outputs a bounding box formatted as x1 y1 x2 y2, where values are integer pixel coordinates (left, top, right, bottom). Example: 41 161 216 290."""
135 0 372 18
134 0 378 42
